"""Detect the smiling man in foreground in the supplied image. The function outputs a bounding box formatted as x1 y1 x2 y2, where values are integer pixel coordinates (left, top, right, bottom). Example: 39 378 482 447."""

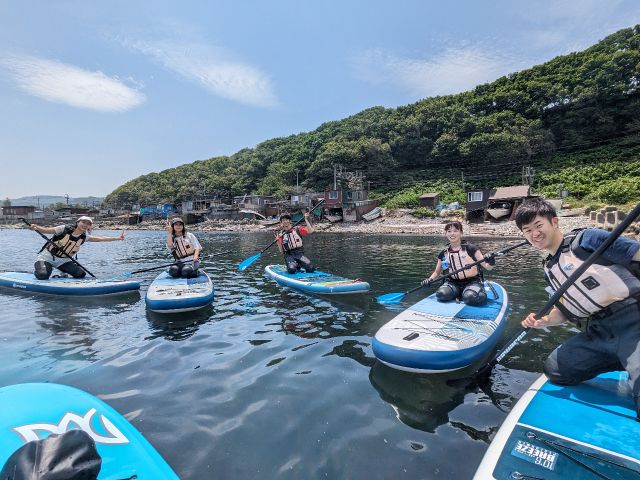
516 198 640 419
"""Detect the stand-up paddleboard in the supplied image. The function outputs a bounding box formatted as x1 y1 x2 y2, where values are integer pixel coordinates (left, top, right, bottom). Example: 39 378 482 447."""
474 371 640 479
145 271 214 313
372 281 508 373
264 265 370 295
0 383 179 479
0 272 140 296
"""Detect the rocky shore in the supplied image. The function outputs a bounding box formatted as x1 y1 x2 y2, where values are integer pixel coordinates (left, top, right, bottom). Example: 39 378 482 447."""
3 208 618 238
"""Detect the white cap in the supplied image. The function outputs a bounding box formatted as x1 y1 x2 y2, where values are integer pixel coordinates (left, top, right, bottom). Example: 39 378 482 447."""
76 216 93 224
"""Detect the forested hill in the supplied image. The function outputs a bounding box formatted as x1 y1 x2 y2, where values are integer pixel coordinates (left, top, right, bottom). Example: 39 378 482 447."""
104 26 640 207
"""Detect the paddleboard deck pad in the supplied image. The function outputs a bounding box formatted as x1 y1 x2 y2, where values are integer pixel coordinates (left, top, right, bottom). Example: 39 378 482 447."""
0 383 179 479
0 271 140 296
474 371 640 479
145 270 214 313
372 281 508 372
265 265 370 295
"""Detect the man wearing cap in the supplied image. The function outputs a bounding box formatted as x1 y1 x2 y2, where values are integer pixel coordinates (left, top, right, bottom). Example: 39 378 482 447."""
29 216 126 280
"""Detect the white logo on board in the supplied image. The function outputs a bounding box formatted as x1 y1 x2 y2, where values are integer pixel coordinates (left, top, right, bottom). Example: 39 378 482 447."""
13 408 129 445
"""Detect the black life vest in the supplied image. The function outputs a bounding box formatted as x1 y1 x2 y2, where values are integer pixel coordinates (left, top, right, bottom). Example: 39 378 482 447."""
280 227 304 252
438 241 481 281
172 234 196 260
544 229 640 321
41 225 87 258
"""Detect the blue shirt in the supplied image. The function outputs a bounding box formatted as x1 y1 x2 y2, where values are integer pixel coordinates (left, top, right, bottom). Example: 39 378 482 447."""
579 229 640 266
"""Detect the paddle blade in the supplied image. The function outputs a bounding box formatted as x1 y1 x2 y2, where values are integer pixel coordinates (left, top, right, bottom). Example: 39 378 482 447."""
238 253 261 272
376 292 406 305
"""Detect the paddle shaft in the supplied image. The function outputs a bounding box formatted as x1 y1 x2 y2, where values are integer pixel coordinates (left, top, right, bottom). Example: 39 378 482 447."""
128 250 232 275
20 217 97 278
405 240 530 297
476 202 640 378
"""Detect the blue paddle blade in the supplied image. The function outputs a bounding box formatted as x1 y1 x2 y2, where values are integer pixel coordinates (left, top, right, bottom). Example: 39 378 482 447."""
238 253 261 272
376 292 405 305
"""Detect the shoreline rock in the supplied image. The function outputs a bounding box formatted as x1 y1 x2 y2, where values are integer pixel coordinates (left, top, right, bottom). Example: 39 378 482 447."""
3 212 631 239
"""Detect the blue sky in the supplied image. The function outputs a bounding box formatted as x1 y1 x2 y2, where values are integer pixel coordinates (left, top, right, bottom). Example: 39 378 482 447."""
2 0 640 199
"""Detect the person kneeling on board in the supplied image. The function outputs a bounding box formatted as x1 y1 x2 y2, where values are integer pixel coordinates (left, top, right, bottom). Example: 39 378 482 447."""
422 221 495 306
30 216 126 280
276 212 315 274
166 218 202 278
516 198 640 420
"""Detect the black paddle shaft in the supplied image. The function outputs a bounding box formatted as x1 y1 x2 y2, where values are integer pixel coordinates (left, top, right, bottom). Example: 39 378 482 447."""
128 250 232 275
474 202 640 382
19 217 97 278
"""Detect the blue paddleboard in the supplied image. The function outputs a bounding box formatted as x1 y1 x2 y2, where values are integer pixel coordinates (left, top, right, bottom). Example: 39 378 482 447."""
264 265 370 295
474 371 640 479
0 272 140 296
0 383 179 479
372 281 509 372
145 271 214 313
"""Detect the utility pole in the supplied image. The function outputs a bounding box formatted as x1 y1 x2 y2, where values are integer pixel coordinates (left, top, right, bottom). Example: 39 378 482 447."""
461 171 465 191
295 169 300 193
333 164 337 190
523 166 535 186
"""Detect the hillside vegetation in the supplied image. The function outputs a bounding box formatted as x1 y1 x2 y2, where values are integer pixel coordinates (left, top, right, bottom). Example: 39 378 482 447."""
105 26 640 207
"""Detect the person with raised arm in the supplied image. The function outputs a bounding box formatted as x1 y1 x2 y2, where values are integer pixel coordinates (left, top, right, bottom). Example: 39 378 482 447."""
166 218 202 278
275 211 315 274
30 216 125 280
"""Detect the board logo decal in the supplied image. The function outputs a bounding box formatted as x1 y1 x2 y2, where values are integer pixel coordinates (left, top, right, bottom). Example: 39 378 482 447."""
511 439 558 471
13 408 130 445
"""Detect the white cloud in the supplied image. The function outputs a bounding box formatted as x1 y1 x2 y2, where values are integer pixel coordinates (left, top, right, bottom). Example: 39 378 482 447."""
127 39 278 108
516 0 640 54
0 54 145 112
352 47 528 98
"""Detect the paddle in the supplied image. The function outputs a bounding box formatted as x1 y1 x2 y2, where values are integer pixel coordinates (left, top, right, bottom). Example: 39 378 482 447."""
238 199 325 272
19 217 97 278
116 250 232 278
448 201 640 390
376 240 529 305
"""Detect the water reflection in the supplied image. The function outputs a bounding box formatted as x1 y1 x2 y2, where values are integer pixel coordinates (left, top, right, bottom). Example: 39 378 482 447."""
369 362 467 433
0 229 568 479
145 305 216 341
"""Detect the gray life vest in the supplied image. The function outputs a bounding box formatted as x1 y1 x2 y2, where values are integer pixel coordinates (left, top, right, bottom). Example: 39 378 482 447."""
544 230 640 321
439 241 481 281
172 234 196 259
280 227 304 252
42 225 87 258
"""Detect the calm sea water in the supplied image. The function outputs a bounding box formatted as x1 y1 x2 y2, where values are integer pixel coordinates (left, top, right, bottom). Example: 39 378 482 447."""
0 228 579 479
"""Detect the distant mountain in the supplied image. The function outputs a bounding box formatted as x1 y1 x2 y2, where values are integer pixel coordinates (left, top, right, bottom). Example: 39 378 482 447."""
7 196 104 208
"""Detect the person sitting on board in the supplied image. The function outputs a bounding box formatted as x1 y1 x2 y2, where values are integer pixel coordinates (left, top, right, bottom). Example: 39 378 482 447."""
166 218 202 278
516 198 640 420
276 212 315 274
30 216 126 280
422 221 495 306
